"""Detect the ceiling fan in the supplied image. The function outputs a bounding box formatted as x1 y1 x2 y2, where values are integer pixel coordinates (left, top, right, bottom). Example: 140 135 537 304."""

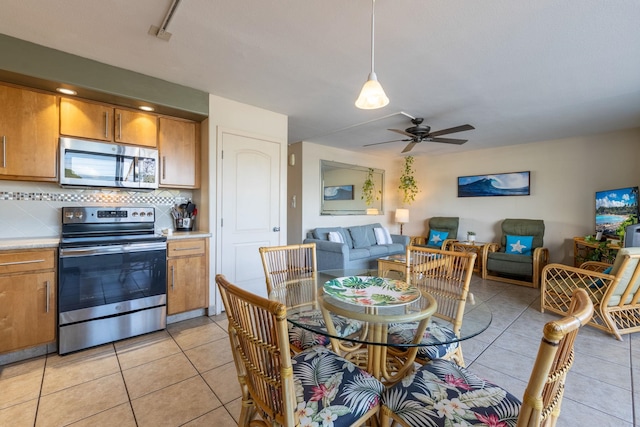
364 118 475 153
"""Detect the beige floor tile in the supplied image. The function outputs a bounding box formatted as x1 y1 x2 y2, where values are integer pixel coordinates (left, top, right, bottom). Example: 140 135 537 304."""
201 361 242 404
0 370 44 410
183 405 239 426
45 344 115 367
184 337 234 372
36 372 128 427
0 398 38 427
224 397 245 424
41 349 121 395
122 352 198 399
115 330 182 370
131 376 222 427
68 403 136 427
0 356 45 380
169 321 228 350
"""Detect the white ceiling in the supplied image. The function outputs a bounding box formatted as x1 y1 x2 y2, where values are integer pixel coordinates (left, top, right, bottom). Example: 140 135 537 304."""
2 0 639 157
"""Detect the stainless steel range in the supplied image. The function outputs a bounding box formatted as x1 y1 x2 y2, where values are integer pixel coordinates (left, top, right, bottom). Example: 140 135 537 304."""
58 206 167 354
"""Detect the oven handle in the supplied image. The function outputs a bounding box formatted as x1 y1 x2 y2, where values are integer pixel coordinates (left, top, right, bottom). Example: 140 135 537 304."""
60 241 167 258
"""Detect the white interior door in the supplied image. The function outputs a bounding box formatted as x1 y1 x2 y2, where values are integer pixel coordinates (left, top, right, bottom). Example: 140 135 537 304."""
220 130 283 297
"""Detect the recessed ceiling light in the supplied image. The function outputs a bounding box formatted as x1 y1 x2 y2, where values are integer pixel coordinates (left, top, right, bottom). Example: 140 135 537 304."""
56 88 77 96
139 105 155 112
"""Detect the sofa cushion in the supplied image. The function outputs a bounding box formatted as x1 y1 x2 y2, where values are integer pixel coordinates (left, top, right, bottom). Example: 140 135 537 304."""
487 251 533 276
349 248 372 261
374 227 393 245
349 225 374 248
313 227 353 248
368 245 390 257
328 231 344 243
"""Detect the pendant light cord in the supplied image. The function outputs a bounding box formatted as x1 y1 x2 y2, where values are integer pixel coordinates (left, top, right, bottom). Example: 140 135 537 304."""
370 0 376 74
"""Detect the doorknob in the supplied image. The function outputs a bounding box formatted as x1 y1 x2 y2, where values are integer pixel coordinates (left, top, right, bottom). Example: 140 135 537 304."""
273 227 280 232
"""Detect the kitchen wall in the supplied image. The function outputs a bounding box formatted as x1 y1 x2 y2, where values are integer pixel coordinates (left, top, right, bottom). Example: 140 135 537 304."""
292 127 640 265
0 180 193 239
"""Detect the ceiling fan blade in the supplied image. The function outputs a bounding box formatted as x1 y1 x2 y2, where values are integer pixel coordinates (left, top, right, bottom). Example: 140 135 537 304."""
388 128 417 138
431 137 468 145
401 142 417 153
429 124 475 137
363 138 407 147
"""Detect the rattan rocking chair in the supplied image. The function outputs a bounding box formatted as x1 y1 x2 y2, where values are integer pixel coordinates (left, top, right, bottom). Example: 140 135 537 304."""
215 274 384 427
541 246 640 340
387 246 477 367
380 289 594 427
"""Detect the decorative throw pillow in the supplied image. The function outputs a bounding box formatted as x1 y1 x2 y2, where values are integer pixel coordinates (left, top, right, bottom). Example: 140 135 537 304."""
592 266 613 288
328 231 344 243
349 226 371 248
428 229 449 248
374 227 393 245
505 235 534 255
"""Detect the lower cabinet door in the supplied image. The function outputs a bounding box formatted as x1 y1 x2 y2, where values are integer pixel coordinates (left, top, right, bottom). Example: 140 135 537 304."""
167 255 207 315
0 272 56 354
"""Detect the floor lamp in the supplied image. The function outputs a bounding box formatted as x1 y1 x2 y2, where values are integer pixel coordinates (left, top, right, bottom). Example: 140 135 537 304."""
395 209 409 235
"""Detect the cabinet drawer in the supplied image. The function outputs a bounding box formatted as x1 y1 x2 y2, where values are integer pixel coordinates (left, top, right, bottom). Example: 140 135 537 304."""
0 249 56 275
167 239 205 258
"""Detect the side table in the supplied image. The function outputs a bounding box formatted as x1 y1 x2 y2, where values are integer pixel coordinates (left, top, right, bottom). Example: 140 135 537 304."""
450 241 487 273
377 254 406 278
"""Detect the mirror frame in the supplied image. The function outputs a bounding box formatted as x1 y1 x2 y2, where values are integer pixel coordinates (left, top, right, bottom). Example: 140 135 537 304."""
320 160 384 215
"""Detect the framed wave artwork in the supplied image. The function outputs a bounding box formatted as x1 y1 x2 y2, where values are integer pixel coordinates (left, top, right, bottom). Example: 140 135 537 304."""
458 171 530 197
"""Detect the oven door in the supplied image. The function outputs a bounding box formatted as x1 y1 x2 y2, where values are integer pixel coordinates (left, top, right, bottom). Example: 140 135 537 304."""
58 241 167 325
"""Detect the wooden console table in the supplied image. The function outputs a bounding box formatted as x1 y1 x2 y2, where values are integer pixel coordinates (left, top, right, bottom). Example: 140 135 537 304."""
573 236 620 266
450 241 487 273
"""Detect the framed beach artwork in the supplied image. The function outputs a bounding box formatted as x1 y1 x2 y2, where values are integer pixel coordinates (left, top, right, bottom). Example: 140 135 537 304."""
323 185 354 201
595 186 639 238
458 171 530 197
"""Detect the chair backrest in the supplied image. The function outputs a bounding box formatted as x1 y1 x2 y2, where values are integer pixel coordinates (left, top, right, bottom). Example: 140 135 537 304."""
518 288 593 426
428 216 459 239
405 246 476 334
606 247 640 305
500 218 545 250
215 274 297 426
259 243 317 294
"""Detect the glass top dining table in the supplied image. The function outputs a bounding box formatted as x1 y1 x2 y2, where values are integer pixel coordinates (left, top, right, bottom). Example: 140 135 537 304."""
268 268 492 384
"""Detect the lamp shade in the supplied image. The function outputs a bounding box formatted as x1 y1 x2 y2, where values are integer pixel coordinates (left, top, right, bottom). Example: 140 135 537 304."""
355 72 389 109
395 208 409 224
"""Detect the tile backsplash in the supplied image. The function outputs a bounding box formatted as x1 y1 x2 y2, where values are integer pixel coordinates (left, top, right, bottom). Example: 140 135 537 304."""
0 181 193 239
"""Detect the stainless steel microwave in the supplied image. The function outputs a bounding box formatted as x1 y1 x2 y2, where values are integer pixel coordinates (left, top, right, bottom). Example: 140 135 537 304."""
59 137 159 190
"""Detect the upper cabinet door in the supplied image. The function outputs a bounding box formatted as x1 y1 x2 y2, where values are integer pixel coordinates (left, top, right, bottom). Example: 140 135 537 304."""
115 109 157 147
0 84 58 180
159 117 199 188
60 98 113 141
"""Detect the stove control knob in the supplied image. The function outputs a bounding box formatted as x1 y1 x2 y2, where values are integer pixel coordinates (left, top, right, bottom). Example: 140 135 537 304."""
131 212 139 217
65 212 74 219
75 212 83 219
147 211 153 217
139 212 146 217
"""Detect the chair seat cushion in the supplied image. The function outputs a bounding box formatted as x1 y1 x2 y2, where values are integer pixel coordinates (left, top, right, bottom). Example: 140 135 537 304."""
388 320 460 359
289 309 363 350
382 359 521 427
487 252 533 276
293 347 384 426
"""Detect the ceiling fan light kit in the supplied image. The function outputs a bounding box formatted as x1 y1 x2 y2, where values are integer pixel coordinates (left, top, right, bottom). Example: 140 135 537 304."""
355 0 389 110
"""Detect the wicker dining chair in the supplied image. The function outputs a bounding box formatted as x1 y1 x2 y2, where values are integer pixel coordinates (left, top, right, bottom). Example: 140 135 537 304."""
259 243 362 352
387 246 476 367
215 274 384 427
541 246 640 340
380 289 593 427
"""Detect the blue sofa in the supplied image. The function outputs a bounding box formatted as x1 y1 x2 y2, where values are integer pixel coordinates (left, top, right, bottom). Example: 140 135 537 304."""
303 223 409 270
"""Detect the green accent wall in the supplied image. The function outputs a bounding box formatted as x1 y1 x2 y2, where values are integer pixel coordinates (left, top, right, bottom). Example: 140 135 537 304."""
0 34 208 120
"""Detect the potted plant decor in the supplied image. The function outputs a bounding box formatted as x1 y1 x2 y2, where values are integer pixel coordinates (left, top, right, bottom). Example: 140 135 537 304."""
399 156 419 205
467 231 476 242
361 168 381 206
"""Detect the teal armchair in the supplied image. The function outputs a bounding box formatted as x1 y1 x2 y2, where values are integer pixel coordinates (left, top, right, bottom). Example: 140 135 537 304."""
482 218 549 288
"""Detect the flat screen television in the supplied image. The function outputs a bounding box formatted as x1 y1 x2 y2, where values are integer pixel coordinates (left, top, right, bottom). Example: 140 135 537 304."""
595 186 639 239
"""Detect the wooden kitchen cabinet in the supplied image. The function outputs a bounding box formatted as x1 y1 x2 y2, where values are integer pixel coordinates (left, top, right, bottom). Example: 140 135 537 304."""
159 117 200 188
166 238 208 315
0 249 57 354
0 84 59 181
60 98 157 147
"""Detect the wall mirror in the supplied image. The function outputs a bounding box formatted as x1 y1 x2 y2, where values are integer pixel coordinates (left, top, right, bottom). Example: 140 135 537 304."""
320 160 384 215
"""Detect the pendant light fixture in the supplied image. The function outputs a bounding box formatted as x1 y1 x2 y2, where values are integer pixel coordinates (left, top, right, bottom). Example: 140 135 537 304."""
355 0 389 109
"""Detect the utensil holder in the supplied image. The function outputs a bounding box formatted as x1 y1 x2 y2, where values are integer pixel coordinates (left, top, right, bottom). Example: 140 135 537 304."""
175 217 194 231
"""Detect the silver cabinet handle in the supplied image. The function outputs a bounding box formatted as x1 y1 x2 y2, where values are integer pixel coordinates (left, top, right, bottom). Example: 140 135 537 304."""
0 259 45 266
45 280 50 313
162 156 166 179
117 112 122 139
1 135 5 168
273 227 281 232
173 247 200 251
104 111 109 138
171 265 175 290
